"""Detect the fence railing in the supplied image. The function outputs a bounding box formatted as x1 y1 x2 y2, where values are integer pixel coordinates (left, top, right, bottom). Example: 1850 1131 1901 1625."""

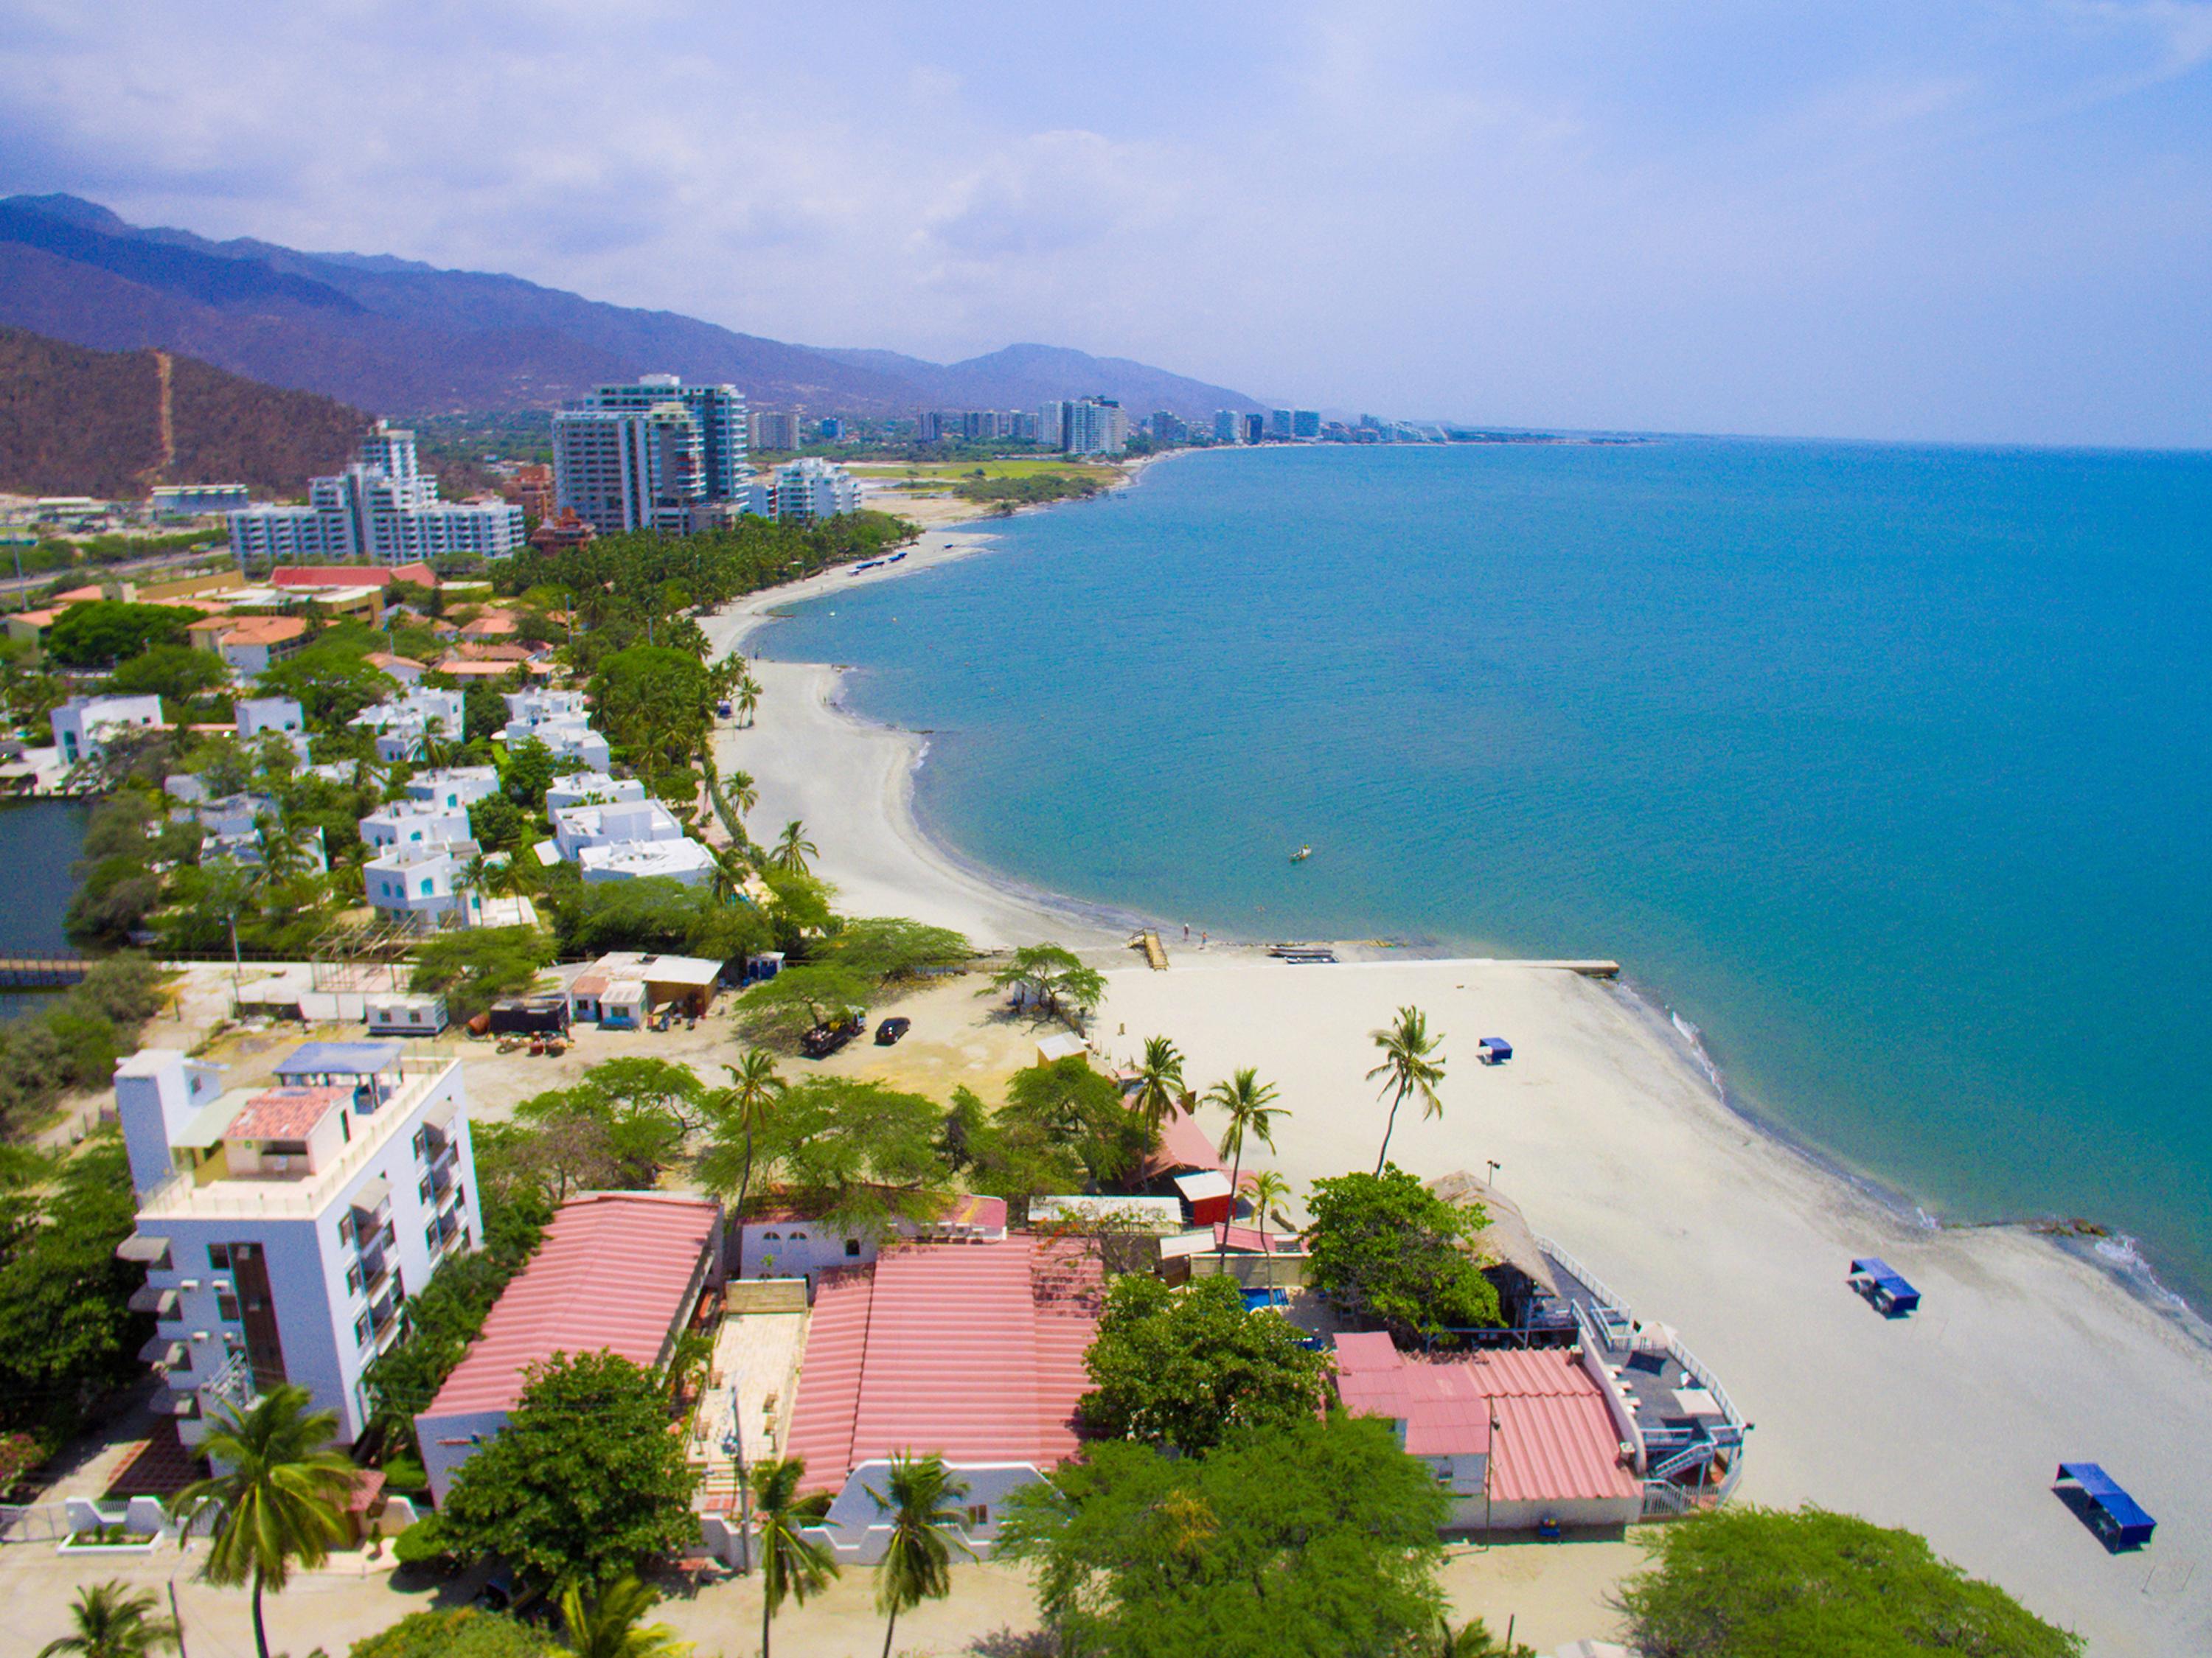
0 1504 68 1543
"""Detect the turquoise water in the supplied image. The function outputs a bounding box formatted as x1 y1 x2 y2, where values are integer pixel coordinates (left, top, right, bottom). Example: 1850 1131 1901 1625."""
768 442 2212 1300
0 798 88 1018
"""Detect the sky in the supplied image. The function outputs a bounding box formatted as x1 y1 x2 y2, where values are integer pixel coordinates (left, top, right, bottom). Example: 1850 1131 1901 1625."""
3 1 2211 445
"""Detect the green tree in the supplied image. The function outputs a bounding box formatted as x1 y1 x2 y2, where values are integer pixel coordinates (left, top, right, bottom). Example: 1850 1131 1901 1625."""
349 1609 552 1658
769 819 817 875
1078 1274 1332 1456
1128 1036 1186 1140
439 1351 701 1592
1369 1004 1447 1173
1618 1506 2084 1657
1304 1166 1501 1340
107 643 229 708
469 793 531 853
1003 1056 1154 1189
33 1581 180 1658
170 1385 356 1658
1436 1617 1537 1658
1204 1067 1284 1264
751 1457 839 1658
1000 1414 1449 1658
556 1575 689 1658
821 916 971 982
589 645 713 776
984 943 1104 1025
463 683 510 745
868 1452 975 1658
254 626 400 728
557 875 765 964
409 925 554 1020
501 735 564 811
46 601 200 668
752 1078 948 1238
945 1086 1086 1222
735 962 874 1045
0 1133 151 1445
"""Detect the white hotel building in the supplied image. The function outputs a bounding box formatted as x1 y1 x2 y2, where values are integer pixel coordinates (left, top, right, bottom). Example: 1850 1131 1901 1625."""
229 422 526 566
552 375 750 535
116 1043 481 1449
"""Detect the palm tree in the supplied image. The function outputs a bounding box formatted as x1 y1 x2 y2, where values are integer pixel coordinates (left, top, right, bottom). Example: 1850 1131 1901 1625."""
1129 1036 1186 1141
724 767 759 825
1368 1004 1447 1174
709 846 752 908
737 674 762 728
1246 1168 1292 1297
771 820 817 876
170 1384 356 1658
1205 1068 1285 1268
557 1575 690 1658
751 1456 839 1658
1438 1615 1533 1657
866 1452 975 1658
702 1050 787 1271
35 1582 178 1658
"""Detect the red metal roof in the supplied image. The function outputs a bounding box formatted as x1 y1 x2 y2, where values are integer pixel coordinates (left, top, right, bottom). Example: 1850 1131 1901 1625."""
1136 1104 1222 1181
420 1192 720 1421
786 1236 1103 1494
225 1087 347 1140
1332 1340 1637 1503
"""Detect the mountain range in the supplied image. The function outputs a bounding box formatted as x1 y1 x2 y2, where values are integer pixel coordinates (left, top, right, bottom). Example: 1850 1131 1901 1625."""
0 195 1263 422
0 327 367 499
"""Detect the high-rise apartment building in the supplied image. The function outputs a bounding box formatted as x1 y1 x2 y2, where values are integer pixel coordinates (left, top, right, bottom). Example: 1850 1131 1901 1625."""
1269 408 1295 440
1293 410 1321 439
1214 409 1241 443
1035 401 1069 451
116 1044 482 1449
1061 397 1129 456
750 409 803 452
552 376 751 535
1242 413 1266 445
229 424 526 565
1149 411 1186 444
741 457 862 523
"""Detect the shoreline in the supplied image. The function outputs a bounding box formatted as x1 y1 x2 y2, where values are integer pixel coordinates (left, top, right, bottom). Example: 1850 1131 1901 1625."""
700 460 2212 1649
711 458 2208 1334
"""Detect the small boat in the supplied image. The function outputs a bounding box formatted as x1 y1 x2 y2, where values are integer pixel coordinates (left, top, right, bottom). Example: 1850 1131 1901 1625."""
1291 845 1312 863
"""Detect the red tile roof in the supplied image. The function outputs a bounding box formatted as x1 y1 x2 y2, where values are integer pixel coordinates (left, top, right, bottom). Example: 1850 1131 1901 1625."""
1332 1340 1637 1503
420 1192 720 1420
786 1236 1103 1494
271 562 437 590
224 1087 347 1140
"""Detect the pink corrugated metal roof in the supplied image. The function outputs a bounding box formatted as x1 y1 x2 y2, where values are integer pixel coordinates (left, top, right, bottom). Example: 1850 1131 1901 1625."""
1331 1342 1636 1501
420 1192 720 1421
787 1236 1103 1494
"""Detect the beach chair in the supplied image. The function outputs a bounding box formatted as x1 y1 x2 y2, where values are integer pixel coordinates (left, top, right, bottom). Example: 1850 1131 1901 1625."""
2054 1463 2156 1550
1846 1257 1921 1316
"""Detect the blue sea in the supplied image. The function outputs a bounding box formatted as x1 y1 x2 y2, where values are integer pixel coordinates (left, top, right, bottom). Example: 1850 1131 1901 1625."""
0 798 88 1018
768 441 2212 1303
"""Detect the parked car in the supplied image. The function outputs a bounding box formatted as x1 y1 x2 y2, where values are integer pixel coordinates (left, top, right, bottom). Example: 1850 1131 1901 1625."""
800 1014 866 1059
875 1017 911 1045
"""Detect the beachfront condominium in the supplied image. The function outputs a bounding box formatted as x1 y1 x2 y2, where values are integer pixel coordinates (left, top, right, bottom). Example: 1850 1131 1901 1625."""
1214 409 1241 443
738 458 862 524
228 423 527 566
115 1043 482 1449
1059 397 1130 456
1293 409 1321 439
1242 412 1266 445
553 375 751 534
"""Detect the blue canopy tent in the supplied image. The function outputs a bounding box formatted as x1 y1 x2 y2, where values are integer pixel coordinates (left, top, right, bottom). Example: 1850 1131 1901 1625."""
1478 1037 1514 1064
2055 1463 2156 1548
1846 1257 1921 1315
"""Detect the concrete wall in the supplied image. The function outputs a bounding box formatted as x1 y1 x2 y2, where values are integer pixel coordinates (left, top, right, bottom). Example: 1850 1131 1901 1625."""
1445 1493 1641 1533
808 1460 1045 1564
416 1406 509 1507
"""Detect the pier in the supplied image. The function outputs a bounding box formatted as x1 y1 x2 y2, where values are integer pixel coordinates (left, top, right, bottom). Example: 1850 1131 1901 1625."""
0 955 92 989
1135 930 1169 971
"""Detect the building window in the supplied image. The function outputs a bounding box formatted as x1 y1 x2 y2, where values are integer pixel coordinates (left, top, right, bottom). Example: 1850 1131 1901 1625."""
208 1244 231 1270
425 1222 440 1253
967 1505 990 1528
216 1294 240 1322
844 1239 861 1258
338 1215 354 1247
345 1263 362 1297
355 1314 372 1348
417 1176 433 1205
411 1128 427 1160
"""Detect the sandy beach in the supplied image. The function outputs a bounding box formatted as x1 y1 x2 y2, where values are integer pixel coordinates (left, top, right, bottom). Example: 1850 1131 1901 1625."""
687 475 2212 1655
